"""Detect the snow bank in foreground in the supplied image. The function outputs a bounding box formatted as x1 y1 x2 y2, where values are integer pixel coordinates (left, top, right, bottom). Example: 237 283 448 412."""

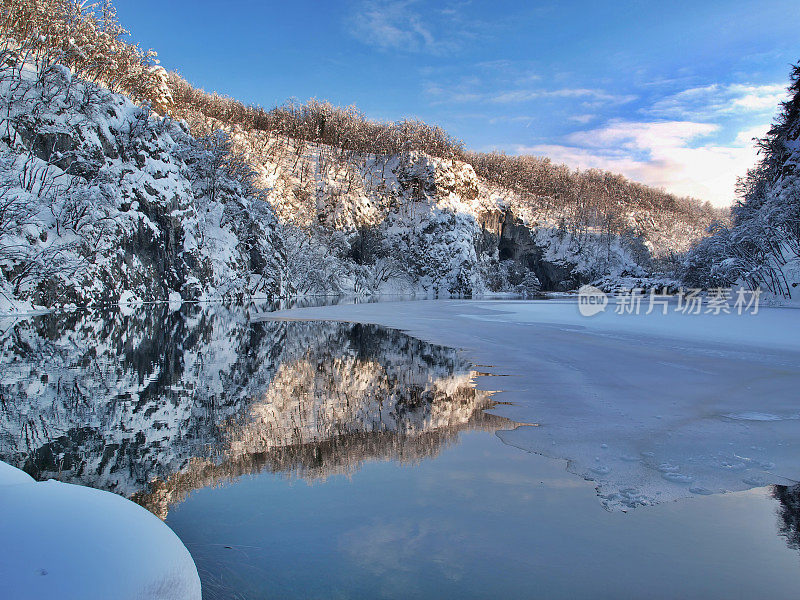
0 461 200 600
267 299 800 510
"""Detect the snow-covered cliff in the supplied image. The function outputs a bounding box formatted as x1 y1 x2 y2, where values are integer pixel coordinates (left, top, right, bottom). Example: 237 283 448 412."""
0 60 283 311
0 54 717 311
203 115 698 295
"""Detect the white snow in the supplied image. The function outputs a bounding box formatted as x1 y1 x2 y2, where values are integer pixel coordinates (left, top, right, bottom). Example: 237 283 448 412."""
268 299 800 510
118 290 141 306
0 460 36 486
0 60 285 310
0 460 200 600
168 291 183 311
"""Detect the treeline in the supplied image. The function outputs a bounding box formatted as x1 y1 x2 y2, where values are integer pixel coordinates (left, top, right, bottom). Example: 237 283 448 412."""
468 152 716 218
467 152 721 232
169 75 464 159
168 73 720 234
6 0 721 240
685 62 800 296
1 0 173 112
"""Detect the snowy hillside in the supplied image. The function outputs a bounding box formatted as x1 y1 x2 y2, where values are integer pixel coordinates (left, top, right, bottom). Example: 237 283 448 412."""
0 59 284 311
0 55 704 310
0 0 725 310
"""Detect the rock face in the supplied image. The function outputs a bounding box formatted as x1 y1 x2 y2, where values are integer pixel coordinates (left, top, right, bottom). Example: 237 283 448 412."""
193 116 682 296
477 209 578 291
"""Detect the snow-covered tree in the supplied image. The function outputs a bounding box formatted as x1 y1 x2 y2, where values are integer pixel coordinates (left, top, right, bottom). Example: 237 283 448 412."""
684 62 800 297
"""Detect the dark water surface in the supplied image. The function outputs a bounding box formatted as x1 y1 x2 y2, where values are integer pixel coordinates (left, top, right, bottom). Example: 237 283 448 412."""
2 303 800 599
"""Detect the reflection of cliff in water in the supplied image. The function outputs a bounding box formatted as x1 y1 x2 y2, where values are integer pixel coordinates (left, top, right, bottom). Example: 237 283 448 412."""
137 402 508 519
0 304 513 518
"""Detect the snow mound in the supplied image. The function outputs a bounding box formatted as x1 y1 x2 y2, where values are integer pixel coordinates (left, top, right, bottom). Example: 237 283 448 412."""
0 461 35 486
0 461 200 600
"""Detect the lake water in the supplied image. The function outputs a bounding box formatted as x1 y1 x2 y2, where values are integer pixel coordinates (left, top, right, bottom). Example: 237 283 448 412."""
2 303 800 599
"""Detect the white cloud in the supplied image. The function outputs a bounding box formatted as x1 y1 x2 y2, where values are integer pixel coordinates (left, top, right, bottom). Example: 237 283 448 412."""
566 120 717 150
487 115 536 127
648 83 786 120
509 80 788 206
734 124 769 145
347 0 467 54
568 114 596 124
518 119 772 207
489 88 636 105
421 59 631 110
731 85 786 111
425 83 635 107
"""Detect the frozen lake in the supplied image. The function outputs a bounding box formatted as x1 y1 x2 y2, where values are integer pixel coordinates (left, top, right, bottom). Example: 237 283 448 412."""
269 299 800 510
2 299 800 598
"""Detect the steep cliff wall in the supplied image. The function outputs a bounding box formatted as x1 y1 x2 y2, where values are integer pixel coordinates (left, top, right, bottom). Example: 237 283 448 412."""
0 61 284 310
0 58 706 310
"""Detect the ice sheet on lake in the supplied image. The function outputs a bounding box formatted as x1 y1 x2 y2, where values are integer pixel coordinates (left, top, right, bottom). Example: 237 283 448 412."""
268 299 800 510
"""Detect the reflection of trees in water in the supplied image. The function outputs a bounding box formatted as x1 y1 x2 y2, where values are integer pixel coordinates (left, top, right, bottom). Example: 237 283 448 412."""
0 303 514 518
773 484 800 551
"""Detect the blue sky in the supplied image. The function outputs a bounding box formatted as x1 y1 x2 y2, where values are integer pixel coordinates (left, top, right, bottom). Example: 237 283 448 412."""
115 0 799 206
